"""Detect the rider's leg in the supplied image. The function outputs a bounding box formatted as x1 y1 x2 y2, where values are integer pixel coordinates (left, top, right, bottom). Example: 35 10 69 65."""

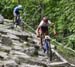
40 26 48 48
40 26 49 49
13 16 16 24
12 16 17 28
16 14 20 27
39 27 43 47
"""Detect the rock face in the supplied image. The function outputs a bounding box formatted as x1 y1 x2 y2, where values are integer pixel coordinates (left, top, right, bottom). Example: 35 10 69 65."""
1 35 13 46
0 22 44 67
0 15 4 24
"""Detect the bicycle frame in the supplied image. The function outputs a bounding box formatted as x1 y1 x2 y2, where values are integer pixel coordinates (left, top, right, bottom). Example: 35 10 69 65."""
43 39 50 52
42 35 52 61
13 15 24 31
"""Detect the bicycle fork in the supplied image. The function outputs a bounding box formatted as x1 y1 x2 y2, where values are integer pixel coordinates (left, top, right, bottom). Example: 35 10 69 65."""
43 40 49 53
43 40 52 61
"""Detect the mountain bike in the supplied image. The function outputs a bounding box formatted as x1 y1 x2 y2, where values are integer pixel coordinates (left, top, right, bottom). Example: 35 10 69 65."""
15 16 24 31
11 14 26 31
41 34 52 61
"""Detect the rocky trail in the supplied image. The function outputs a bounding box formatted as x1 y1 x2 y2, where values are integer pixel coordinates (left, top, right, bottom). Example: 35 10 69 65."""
0 19 74 67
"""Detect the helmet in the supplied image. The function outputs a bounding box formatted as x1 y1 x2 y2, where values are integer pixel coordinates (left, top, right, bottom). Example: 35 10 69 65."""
17 5 22 8
42 16 48 23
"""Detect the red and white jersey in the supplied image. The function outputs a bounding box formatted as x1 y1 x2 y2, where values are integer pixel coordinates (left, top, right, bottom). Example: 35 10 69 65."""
38 20 51 27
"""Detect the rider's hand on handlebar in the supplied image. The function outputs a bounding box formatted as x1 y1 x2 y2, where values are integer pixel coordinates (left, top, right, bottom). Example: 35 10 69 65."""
54 32 58 36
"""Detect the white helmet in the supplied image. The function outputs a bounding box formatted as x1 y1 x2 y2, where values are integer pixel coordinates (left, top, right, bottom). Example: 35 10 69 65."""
17 5 22 8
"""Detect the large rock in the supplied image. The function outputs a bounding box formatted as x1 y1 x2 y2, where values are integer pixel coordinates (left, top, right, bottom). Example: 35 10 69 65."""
4 19 13 23
0 45 11 53
23 47 39 56
0 61 4 67
0 29 30 41
0 29 7 34
7 33 20 40
4 60 18 67
12 45 23 51
12 40 23 46
9 50 31 64
0 51 8 60
1 35 13 46
28 37 37 44
0 15 4 24
9 50 30 59
16 31 30 41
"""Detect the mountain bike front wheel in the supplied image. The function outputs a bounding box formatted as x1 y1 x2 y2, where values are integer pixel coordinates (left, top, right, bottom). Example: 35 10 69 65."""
44 37 52 61
47 41 52 61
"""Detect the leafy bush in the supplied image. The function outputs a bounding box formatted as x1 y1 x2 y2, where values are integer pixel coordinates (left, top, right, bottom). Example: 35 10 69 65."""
0 0 17 19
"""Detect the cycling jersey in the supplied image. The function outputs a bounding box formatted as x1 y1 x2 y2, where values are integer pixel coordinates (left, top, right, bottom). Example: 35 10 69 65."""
13 6 22 16
38 20 51 27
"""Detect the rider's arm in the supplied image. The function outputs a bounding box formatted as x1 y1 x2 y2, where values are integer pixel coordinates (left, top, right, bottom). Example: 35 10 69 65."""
36 20 43 34
48 20 51 25
38 20 43 28
36 21 43 32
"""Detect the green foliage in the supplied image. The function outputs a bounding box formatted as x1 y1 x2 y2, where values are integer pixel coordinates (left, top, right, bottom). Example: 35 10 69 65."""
51 39 75 57
63 34 75 50
0 0 17 19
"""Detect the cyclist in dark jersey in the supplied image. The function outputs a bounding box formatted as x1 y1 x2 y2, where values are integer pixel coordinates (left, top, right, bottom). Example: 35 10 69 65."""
13 5 22 25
